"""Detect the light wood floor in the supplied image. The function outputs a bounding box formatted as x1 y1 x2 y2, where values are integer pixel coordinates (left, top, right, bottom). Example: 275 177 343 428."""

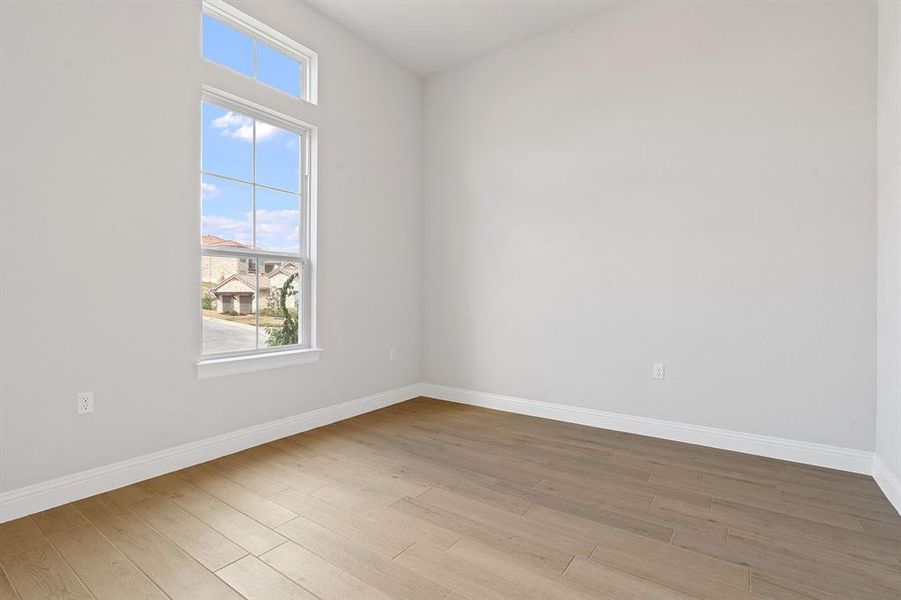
1 398 900 600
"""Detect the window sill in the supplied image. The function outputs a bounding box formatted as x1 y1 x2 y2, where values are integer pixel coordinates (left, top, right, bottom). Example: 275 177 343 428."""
197 348 322 379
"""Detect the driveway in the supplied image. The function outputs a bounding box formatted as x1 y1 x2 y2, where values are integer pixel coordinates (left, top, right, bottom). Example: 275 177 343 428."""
203 317 269 353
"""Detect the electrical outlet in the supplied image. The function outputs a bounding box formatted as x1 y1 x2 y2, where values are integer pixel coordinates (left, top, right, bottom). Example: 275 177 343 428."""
652 363 665 380
388 346 397 360
77 391 94 415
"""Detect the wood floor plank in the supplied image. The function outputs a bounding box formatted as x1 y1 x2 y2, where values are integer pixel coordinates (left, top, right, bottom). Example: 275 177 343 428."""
396 540 600 600
129 496 248 571
47 523 167 600
588 543 757 599
709 497 868 536
524 504 750 589
98 483 160 510
859 515 901 542
178 464 298 528
417 487 596 557
316 421 534 515
532 477 656 508
565 554 700 600
489 479 679 542
74 495 242 600
0 543 92 600
442 537 612 600
0 519 45 561
206 455 290 497
276 515 452 600
307 483 391 510
260 541 394 600
732 524 901 577
659 494 901 566
269 487 414 558
0 567 20 599
749 571 845 600
727 527 901 592
609 445 883 501
394 542 528 600
781 488 899 524
672 528 899 600
393 495 575 573
143 473 285 556
362 431 547 488
230 448 329 495
29 507 87 537
310 485 461 550
272 448 429 502
215 554 318 600
4 398 898 600
649 465 784 505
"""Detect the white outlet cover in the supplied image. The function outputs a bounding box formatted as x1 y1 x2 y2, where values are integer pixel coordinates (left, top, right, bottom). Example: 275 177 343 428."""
653 363 665 380
77 391 94 415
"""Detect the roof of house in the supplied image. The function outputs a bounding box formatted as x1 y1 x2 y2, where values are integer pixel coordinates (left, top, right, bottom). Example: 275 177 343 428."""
201 235 250 249
268 263 299 279
210 273 270 294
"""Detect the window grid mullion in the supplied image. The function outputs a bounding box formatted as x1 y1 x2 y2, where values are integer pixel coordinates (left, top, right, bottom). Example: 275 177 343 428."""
251 118 256 250
201 248 303 261
201 170 299 197
255 260 260 350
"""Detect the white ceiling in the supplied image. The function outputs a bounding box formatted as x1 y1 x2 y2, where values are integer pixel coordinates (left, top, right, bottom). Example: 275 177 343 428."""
306 0 622 76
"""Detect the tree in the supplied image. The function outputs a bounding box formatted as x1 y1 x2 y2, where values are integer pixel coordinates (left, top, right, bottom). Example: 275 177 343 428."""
201 292 216 310
266 273 298 346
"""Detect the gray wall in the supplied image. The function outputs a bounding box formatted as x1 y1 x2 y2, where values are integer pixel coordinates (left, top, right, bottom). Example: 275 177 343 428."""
0 0 422 491
422 0 877 449
877 0 901 479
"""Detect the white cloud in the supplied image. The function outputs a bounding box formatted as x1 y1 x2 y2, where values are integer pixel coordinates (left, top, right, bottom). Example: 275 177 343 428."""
256 209 300 252
255 122 280 143
202 209 300 253
202 215 251 246
201 182 220 201
212 111 281 143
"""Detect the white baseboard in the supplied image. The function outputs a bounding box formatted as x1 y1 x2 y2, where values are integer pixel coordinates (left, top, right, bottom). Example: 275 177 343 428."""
0 383 422 523
421 383 875 475
873 455 901 516
4 382 896 523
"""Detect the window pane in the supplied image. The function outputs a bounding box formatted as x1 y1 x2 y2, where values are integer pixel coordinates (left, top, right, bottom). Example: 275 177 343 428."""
202 174 252 248
256 42 302 97
202 257 258 354
255 121 300 192
261 261 301 348
255 187 300 253
202 14 253 77
202 102 253 181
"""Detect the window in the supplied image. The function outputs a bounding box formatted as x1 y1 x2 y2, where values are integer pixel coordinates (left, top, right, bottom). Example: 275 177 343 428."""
202 0 317 103
201 91 312 358
199 1 318 376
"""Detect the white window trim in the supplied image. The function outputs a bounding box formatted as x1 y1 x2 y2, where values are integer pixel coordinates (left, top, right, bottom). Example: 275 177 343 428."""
202 0 319 105
198 348 322 380
197 85 319 378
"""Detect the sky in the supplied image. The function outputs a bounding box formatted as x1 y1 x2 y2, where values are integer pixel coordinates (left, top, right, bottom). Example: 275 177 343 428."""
201 15 303 255
202 15 302 97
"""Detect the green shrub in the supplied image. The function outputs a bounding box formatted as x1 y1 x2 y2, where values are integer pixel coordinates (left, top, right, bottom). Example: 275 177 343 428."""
266 274 298 346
